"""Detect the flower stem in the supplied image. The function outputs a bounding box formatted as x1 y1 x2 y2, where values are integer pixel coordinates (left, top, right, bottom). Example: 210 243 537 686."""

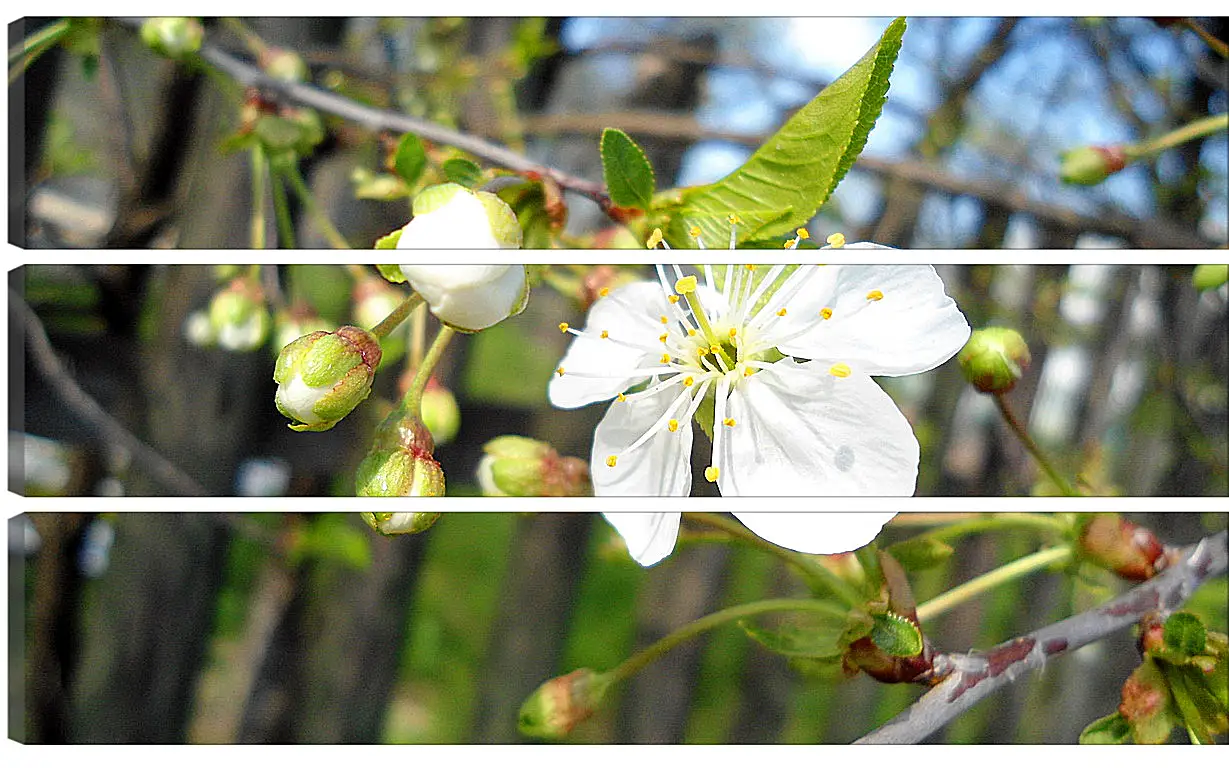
268 166 296 249
1181 19 1228 58
8 19 69 84
1130 113 1228 160
893 513 1071 546
370 293 425 340
608 598 850 684
992 392 1080 496
403 325 455 415
279 159 351 249
915 544 1073 624
249 145 267 249
682 512 866 608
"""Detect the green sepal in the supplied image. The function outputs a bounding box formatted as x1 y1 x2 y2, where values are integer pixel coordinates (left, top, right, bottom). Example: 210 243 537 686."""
1079 712 1132 745
886 537 955 572
737 606 850 658
600 127 656 210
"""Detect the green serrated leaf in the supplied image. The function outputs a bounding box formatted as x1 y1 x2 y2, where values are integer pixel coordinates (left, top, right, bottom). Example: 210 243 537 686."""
600 127 656 210
1079 712 1132 745
737 610 849 658
886 537 955 572
870 612 923 657
394 133 428 186
1164 612 1208 657
653 17 906 248
442 158 483 187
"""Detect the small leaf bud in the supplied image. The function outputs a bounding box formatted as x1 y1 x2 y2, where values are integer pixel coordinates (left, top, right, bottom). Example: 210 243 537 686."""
209 278 271 352
140 17 204 60
1059 145 1128 186
355 406 445 497
518 669 610 740
477 436 591 496
958 327 1031 394
360 512 440 536
274 326 383 432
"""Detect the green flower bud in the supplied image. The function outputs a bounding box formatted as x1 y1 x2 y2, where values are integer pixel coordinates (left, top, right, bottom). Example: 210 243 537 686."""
1059 145 1128 186
140 17 204 60
958 327 1031 394
1193 265 1228 292
361 512 440 536
420 380 461 446
355 405 445 497
261 48 309 83
183 310 215 347
477 436 591 496
518 669 610 740
274 326 383 432
395 182 523 250
209 278 271 352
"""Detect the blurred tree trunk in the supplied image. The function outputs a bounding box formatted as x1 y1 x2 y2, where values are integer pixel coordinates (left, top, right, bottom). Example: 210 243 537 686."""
67 514 230 742
9 18 62 246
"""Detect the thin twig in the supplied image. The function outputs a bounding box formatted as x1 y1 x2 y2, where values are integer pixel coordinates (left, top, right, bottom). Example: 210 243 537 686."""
12 288 208 496
856 528 1228 744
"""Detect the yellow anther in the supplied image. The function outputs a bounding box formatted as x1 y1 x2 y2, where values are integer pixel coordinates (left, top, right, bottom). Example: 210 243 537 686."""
784 238 798 249
689 225 702 238
660 315 669 324
687 328 698 337
710 345 722 355
599 287 611 297
646 229 664 249
660 353 671 364
617 393 627 402
826 232 846 249
743 366 754 376
555 367 565 377
704 466 720 482
667 419 679 432
820 307 833 320
659 333 668 343
682 376 695 386
727 214 741 224
558 322 570 333
829 363 852 378
745 264 756 271
668 294 680 304
866 290 884 301
723 418 736 427
606 456 618 467
796 227 810 240
600 330 610 339
728 328 738 338
674 275 698 293
776 308 787 317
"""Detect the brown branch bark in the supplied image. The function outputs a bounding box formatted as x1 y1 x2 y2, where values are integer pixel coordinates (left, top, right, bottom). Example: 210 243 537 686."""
856 529 1228 744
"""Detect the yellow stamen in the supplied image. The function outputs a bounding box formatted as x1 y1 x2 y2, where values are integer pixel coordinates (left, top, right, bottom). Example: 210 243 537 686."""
667 419 679 432
688 328 698 337
727 214 741 224
826 233 846 249
689 225 702 238
660 353 671 364
820 307 833 320
600 330 610 339
796 227 810 240
599 287 611 297
776 308 787 317
682 376 695 386
558 322 570 333
704 466 720 482
660 315 669 324
659 333 668 343
555 367 565 376
728 328 738 338
723 418 736 427
646 229 664 249
784 238 798 249
829 363 852 378
617 393 627 402
668 294 680 304
674 275 698 294
866 290 883 301
743 366 754 376
606 456 618 467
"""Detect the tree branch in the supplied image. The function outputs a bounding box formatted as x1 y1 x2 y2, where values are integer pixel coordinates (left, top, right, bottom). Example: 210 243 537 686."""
110 18 609 207
12 288 208 496
856 528 1228 744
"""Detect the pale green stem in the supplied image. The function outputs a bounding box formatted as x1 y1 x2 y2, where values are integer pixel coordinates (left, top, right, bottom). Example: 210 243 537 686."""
249 145 267 249
993 393 1080 497
915 545 1074 624
279 160 351 249
609 598 850 684
370 294 424 340
8 19 69 63
403 325 455 415
268 166 296 249
409 302 427 370
683 512 866 608
893 513 1071 546
1130 113 1228 159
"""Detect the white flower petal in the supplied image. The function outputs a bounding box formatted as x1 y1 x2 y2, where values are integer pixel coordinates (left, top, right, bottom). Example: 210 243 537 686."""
591 385 694 496
601 512 681 566
396 190 503 248
778 265 969 376
717 360 919 495
399 265 528 331
732 512 898 554
549 281 673 409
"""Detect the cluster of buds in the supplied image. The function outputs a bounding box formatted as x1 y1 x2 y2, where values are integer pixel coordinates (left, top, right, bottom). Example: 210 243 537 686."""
354 405 445 499
185 276 271 352
958 327 1031 394
273 326 383 432
477 436 590 496
1076 514 1167 581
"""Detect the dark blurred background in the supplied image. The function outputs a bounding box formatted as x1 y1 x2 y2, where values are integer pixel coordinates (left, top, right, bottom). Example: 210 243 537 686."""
10 512 1228 744
8 17 1227 248
10 263 1229 497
